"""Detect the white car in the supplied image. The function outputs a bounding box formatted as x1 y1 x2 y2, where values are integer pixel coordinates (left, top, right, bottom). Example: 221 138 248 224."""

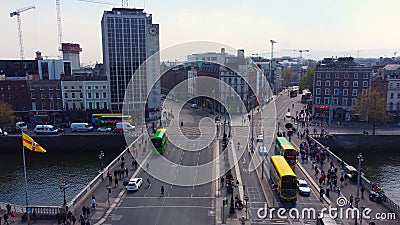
126 178 143 191
258 145 268 156
256 134 263 142
97 127 112 132
298 179 311 196
285 112 291 119
0 128 8 136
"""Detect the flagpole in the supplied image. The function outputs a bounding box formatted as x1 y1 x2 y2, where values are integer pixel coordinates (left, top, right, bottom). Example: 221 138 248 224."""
21 132 31 225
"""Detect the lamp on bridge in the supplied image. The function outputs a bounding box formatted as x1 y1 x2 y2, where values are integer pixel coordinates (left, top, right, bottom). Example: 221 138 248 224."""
99 150 105 172
60 180 67 206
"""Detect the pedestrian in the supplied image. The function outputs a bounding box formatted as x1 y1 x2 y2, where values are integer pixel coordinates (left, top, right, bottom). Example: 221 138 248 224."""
79 215 85 225
108 173 113 186
91 196 96 209
125 167 128 177
6 204 11 215
349 194 354 207
3 213 9 225
361 187 365 198
9 211 15 223
114 176 118 187
72 215 77 224
86 206 90 218
319 188 325 201
82 206 87 219
220 176 225 189
161 185 164 196
337 188 341 198
85 220 91 225
146 162 149 171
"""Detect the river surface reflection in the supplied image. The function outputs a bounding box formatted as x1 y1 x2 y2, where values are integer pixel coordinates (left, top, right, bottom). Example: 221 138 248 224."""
0 148 119 206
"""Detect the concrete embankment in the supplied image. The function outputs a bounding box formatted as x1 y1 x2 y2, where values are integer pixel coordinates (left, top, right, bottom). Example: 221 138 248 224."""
0 134 127 152
316 134 400 152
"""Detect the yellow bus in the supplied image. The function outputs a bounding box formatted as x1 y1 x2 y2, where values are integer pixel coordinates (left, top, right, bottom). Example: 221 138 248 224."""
275 137 298 171
270 156 298 202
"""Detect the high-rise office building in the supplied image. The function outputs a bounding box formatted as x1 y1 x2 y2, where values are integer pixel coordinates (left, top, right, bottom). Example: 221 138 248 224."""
101 8 161 120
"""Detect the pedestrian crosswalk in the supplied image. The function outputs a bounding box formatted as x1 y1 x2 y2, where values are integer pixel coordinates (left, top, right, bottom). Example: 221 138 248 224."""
167 122 217 137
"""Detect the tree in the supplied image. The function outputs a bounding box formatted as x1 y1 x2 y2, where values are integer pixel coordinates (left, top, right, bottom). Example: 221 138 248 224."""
299 67 314 91
282 67 296 88
351 87 389 135
0 100 15 128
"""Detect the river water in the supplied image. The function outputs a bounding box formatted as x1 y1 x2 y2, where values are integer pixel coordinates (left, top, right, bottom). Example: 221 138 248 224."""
0 148 119 206
334 149 400 205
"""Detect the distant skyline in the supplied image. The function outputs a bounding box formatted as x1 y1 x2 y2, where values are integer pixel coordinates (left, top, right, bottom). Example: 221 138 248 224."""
1 0 399 64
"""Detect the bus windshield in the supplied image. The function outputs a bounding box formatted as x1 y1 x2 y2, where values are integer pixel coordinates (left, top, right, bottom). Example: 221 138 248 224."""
151 138 162 148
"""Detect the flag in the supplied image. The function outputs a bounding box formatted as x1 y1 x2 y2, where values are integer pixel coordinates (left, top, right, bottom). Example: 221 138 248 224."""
22 132 47 153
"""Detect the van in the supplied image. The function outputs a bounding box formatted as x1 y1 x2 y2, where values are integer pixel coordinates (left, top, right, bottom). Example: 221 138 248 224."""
16 122 28 132
33 125 59 135
113 122 135 133
70 123 94 132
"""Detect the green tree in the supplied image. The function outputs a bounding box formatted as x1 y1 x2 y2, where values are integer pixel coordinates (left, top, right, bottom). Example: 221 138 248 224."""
282 67 296 88
299 67 314 91
351 87 389 135
0 101 15 128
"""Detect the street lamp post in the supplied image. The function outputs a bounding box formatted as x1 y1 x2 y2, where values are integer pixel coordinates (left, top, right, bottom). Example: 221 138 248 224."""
251 101 254 154
99 150 105 172
354 153 364 225
60 180 67 206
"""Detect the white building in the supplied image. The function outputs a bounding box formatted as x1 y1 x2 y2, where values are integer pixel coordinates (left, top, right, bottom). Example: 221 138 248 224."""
61 77 110 110
38 59 72 80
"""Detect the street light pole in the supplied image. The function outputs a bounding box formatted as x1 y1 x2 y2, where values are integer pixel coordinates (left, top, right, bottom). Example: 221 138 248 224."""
354 153 363 225
99 150 105 171
60 180 67 206
251 100 254 154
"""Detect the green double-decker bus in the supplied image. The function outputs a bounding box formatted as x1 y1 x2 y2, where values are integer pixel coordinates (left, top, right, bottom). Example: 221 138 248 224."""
151 128 168 154
275 137 298 171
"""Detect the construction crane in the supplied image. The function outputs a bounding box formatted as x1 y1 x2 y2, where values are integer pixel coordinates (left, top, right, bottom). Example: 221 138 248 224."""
283 49 310 58
56 0 63 57
10 6 36 60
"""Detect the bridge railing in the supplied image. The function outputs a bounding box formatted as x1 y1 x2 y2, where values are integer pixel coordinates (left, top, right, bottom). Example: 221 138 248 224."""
0 202 61 220
67 133 145 213
308 135 400 219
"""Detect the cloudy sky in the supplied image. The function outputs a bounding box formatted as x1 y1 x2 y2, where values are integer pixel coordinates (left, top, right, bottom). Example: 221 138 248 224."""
1 0 399 64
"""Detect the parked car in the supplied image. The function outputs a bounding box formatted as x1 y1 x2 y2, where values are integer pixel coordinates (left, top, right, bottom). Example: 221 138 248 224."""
0 128 8 136
113 122 135 133
97 127 112 132
70 123 93 132
16 122 28 132
126 178 143 191
298 179 311 196
33 125 59 135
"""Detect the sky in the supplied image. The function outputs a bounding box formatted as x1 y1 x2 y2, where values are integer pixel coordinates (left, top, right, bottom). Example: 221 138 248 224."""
1 0 399 64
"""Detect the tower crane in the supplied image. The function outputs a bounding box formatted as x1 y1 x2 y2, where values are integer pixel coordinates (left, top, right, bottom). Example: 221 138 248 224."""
56 0 63 57
282 49 310 58
77 0 117 5
10 6 36 60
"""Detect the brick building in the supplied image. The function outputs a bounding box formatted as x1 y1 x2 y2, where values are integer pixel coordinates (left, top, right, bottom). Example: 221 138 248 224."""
312 57 373 122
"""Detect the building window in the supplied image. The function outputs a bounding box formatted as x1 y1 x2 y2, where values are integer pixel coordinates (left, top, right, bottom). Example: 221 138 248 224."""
342 98 348 106
71 86 75 90
64 86 68 90
30 86 35 91
31 93 35 99
50 102 54 110
95 86 99 90
343 89 348 96
354 73 358 79
40 86 44 90
352 89 358 96
103 92 107 98
49 87 53 90
353 81 358 87
41 93 46 99
103 102 107 109
334 89 339 96
95 93 99 98
316 80 321 86
42 102 46 110
64 93 68 99
80 93 83 98
315 97 321 104
390 93 394 98
103 86 107 90
88 93 92 99
88 102 92 109
363 81 368 87
325 88 330 95
326 73 330 78
335 73 339 78
79 86 82 89
324 97 329 105
56 86 60 90
344 73 349 79
363 73 369 79
344 81 349 87
57 93 61 99
316 88 321 95
397 93 400 98
389 83 393 88
325 80 330 86
316 73 321 78
352 98 357 106
334 80 340 87
49 93 54 99
87 86 92 90
362 89 368 96
72 93 75 98
333 98 338 105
